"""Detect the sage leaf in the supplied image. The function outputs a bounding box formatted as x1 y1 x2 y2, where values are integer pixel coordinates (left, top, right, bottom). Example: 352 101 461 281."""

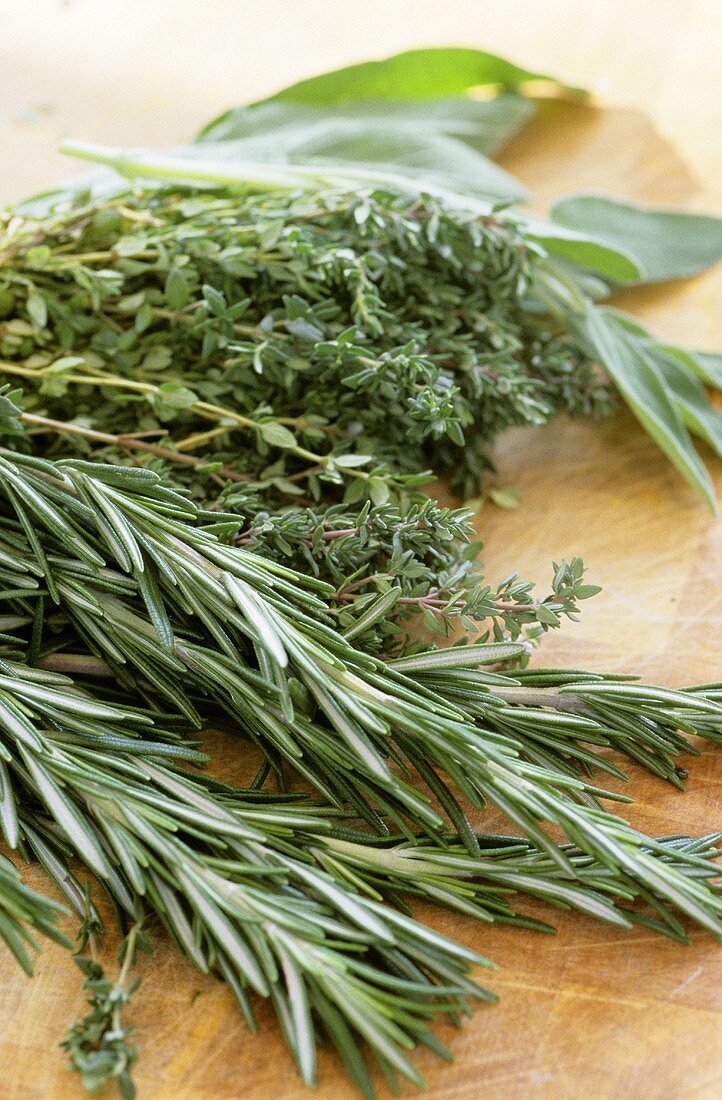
551 194 722 283
526 214 642 282
192 44 590 204
198 95 536 158
583 306 717 511
681 350 722 390
600 310 722 458
251 46 586 105
188 124 526 203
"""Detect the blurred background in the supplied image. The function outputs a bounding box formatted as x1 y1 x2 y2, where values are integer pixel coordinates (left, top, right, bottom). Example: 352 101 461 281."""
0 0 719 205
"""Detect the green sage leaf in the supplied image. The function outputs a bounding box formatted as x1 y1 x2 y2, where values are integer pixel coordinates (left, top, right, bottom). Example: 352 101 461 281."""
583 306 716 511
552 194 722 283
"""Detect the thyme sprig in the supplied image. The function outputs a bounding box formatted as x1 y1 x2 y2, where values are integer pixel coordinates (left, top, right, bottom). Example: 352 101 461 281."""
63 917 149 1099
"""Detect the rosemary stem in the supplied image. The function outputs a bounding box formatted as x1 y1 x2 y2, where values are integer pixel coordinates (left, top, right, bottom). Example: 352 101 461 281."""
18 413 255 483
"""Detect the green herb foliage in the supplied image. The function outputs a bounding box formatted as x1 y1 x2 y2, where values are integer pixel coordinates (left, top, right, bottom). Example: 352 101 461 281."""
53 137 722 507
2 441 722 1095
63 916 150 1099
0 43 721 1100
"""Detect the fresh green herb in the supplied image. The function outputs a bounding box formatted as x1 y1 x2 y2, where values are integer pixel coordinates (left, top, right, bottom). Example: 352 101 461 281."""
0 43 721 1100
0 850 70 973
63 915 150 1099
2 442 722 1095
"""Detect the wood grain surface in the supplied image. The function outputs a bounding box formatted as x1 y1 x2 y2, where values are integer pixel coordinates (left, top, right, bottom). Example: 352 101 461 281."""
1 2 721 1097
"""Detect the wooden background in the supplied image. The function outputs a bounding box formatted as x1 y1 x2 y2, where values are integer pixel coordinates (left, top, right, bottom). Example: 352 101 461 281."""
1 1 721 1097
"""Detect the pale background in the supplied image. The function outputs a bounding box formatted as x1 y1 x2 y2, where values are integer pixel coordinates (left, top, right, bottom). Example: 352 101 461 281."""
0 1 721 1097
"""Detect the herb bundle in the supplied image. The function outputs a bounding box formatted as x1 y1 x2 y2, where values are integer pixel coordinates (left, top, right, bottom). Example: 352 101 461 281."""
1 45 722 1099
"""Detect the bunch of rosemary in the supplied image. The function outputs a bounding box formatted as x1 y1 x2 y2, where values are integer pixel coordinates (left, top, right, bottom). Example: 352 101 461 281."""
1 45 722 1100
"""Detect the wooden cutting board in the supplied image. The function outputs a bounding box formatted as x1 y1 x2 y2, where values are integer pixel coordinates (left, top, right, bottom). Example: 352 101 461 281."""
1 2 721 1097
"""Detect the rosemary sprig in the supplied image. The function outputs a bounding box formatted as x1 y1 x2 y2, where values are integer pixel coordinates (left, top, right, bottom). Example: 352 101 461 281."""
2 448 722 933
2 654 722 1095
0 849 70 973
1 376 722 1094
0 662 492 1093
